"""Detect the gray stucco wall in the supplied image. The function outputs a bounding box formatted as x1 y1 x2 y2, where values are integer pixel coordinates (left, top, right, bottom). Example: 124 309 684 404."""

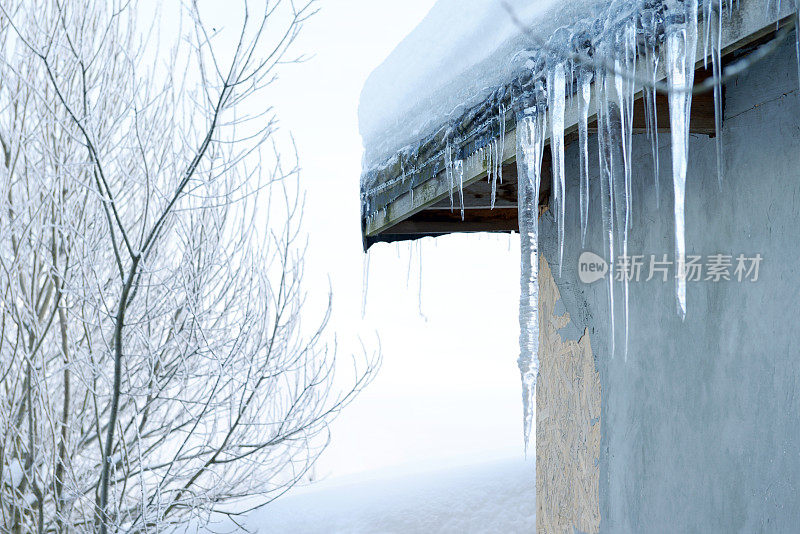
540 36 800 533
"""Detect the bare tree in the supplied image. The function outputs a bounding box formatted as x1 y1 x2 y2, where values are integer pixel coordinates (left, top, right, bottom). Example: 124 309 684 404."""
0 0 377 531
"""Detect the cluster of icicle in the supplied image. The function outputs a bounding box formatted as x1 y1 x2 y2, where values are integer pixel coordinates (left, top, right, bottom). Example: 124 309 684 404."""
512 0 738 450
365 0 797 451
445 113 507 222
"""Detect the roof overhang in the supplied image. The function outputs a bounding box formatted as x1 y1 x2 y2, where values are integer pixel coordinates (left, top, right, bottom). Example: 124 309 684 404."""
360 0 795 251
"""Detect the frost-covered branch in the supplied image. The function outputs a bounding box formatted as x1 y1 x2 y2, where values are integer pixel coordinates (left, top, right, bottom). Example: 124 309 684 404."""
0 1 376 531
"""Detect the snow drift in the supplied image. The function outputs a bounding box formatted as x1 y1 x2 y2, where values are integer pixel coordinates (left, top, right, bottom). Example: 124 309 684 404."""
205 459 535 534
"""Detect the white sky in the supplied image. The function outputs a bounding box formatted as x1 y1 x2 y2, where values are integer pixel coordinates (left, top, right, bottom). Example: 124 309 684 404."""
238 0 526 480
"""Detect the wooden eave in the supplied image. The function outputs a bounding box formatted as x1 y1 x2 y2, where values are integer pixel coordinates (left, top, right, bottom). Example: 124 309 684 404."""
361 0 795 250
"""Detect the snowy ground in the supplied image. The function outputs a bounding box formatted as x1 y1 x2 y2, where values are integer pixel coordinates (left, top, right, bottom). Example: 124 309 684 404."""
201 458 535 533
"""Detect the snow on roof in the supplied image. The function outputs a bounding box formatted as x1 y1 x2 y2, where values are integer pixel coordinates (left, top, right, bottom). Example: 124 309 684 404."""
358 0 604 171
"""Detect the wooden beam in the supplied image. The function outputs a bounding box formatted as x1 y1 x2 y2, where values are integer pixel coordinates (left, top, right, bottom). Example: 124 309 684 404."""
364 126 518 237
586 81 717 135
388 208 519 234
428 162 524 209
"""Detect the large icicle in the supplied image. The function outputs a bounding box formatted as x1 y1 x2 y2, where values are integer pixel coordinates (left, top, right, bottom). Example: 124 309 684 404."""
615 21 636 224
712 5 724 187
596 64 620 358
578 69 592 248
665 0 699 319
547 62 567 275
615 20 637 359
516 101 546 454
706 0 725 185
644 45 661 207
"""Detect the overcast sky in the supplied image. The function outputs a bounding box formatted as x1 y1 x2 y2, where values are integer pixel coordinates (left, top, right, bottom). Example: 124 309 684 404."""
255 0 526 480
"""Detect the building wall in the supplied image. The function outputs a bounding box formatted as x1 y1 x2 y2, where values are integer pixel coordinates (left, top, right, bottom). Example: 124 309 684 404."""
538 36 800 533
536 255 601 533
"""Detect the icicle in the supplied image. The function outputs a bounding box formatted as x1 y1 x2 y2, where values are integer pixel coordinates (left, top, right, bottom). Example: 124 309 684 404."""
644 72 653 137
499 104 506 184
711 0 724 187
578 70 592 248
417 241 426 320
647 46 661 207
640 5 662 206
597 66 619 358
406 242 414 288
703 0 712 69
665 0 699 320
490 139 499 209
547 62 566 275
361 251 371 318
614 21 636 359
446 141 455 211
516 105 546 454
619 22 636 226
456 158 465 220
